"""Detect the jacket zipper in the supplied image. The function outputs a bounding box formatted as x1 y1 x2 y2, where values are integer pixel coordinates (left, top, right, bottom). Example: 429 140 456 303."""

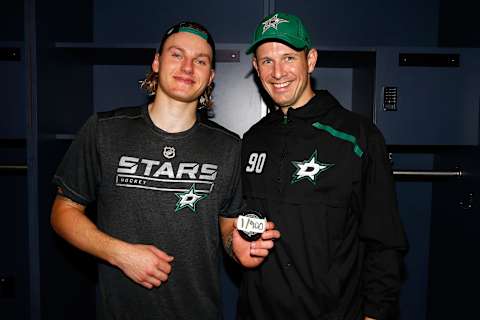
278 114 289 192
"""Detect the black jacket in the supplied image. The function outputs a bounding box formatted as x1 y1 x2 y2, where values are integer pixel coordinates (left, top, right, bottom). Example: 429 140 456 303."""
239 91 408 320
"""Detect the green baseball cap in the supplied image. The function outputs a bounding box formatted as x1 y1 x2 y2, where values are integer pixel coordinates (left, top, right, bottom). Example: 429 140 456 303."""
246 12 312 54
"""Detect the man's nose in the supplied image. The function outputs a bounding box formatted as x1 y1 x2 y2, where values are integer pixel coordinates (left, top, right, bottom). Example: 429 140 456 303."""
181 58 194 74
272 62 286 79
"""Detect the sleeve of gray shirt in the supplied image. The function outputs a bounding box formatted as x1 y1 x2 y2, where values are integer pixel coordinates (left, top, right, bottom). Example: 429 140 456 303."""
52 114 100 206
219 140 246 218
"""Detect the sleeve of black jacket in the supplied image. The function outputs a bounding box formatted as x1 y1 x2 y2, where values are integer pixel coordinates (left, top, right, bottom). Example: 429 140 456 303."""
359 126 408 320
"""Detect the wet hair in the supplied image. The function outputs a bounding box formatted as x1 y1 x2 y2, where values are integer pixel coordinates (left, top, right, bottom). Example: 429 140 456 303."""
140 21 216 109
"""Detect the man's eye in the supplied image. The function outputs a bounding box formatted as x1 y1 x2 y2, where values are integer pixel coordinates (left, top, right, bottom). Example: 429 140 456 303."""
195 59 207 66
172 52 182 59
285 56 295 62
261 59 272 65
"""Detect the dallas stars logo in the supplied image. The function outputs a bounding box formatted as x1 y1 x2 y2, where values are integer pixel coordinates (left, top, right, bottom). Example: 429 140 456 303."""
262 14 289 34
291 150 334 184
175 184 207 212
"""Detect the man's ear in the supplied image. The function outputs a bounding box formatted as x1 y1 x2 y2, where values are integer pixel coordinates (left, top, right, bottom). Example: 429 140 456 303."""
252 56 259 76
306 48 318 74
208 69 215 86
152 53 160 73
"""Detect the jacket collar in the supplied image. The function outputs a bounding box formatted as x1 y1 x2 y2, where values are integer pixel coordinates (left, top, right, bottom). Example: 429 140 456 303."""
268 90 340 122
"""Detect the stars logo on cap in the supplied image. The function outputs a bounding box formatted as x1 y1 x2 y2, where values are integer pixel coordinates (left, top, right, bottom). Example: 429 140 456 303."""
291 150 334 184
262 14 289 34
175 184 207 212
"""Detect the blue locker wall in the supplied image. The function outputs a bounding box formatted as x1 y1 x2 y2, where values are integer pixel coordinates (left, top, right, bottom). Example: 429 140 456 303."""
422 106 480 318
93 0 265 43
375 47 480 146
277 0 439 46
428 147 480 319
0 1 23 41
94 0 441 46
0 54 26 138
0 0 26 138
1 2 29 320
0 142 29 320
34 1 97 319
438 0 480 47
393 154 435 320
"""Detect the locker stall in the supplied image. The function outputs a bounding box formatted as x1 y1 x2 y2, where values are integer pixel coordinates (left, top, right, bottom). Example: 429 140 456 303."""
1 2 30 320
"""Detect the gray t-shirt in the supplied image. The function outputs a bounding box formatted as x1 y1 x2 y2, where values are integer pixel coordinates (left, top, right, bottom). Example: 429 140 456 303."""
53 105 243 320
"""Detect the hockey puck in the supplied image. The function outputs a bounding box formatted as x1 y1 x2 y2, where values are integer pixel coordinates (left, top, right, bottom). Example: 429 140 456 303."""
236 210 266 241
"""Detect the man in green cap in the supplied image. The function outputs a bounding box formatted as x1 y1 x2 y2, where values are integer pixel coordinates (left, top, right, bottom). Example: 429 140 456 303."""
230 12 408 320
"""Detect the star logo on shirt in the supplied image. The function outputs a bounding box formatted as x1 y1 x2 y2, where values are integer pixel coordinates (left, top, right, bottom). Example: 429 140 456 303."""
175 184 207 212
291 150 334 184
262 14 289 34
